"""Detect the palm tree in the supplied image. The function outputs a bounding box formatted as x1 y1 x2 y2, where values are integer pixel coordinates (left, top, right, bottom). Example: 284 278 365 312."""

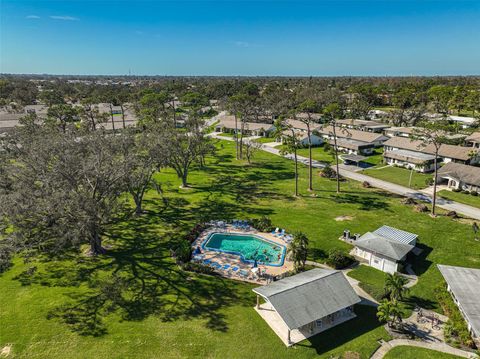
377 299 403 328
287 232 309 272
384 272 410 302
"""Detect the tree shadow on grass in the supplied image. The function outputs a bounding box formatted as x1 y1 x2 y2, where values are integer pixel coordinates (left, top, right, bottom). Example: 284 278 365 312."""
329 193 390 211
296 305 385 355
409 243 433 277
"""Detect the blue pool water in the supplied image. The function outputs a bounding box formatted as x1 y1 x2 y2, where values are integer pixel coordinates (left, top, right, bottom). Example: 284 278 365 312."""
203 232 286 266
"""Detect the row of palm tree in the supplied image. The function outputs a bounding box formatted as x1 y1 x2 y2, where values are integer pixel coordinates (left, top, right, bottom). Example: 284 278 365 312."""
377 272 410 328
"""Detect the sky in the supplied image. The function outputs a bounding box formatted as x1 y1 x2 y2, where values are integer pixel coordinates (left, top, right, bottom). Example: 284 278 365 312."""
1 0 480 76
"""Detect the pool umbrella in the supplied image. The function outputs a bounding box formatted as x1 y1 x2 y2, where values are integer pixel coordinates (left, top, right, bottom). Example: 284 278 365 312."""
193 246 202 255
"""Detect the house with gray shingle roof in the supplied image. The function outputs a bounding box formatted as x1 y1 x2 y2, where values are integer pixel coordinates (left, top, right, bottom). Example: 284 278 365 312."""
352 226 417 274
253 268 360 346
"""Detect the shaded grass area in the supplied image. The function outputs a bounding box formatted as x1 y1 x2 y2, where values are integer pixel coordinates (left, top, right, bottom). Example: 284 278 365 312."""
362 166 432 190
383 346 463 359
348 265 387 301
2 139 480 358
438 190 480 209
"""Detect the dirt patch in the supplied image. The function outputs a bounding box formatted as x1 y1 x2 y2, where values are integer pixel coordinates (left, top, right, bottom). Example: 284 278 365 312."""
1 345 12 357
335 215 354 221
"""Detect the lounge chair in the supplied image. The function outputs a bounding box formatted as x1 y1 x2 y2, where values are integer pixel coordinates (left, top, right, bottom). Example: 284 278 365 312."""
203 259 212 265
222 264 231 270
231 266 239 272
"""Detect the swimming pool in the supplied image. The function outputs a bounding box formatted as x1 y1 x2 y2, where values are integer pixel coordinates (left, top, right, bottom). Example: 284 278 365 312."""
202 232 286 266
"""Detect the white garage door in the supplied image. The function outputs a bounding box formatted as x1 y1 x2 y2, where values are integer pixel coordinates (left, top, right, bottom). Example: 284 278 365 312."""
383 260 397 274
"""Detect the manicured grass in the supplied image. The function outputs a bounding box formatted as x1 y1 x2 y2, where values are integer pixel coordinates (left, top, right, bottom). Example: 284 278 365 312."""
293 146 335 164
254 136 277 143
438 189 480 208
362 166 432 190
362 148 384 167
2 139 480 358
218 132 234 137
384 346 463 359
348 265 387 301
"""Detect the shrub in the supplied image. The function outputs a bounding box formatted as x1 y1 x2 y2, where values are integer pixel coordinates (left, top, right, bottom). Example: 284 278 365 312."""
425 178 434 186
250 216 274 232
452 188 462 192
172 240 192 264
434 285 476 348
462 190 470 195
182 262 215 274
320 164 336 179
185 223 207 244
325 249 355 269
362 181 371 188
471 191 478 196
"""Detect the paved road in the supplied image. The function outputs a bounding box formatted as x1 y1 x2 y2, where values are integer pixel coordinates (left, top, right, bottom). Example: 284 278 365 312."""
209 133 480 220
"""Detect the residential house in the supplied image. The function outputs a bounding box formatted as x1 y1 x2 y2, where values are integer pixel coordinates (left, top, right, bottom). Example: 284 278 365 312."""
336 119 390 133
437 162 480 192
465 132 480 149
351 225 417 274
253 268 360 346
383 136 479 172
319 126 389 155
215 116 275 137
438 265 480 347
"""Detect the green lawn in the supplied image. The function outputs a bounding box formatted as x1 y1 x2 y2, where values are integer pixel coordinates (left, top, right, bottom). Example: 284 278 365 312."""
362 148 384 167
362 166 432 190
254 136 277 143
438 189 480 209
384 346 463 359
2 139 480 358
292 145 336 164
348 265 387 301
218 132 234 137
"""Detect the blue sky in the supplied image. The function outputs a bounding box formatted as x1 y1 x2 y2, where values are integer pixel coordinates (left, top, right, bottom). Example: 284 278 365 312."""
1 1 479 76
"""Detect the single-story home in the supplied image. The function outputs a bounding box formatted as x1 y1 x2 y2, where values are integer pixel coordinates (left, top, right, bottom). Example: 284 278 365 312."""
437 162 480 192
319 126 389 148
384 127 416 138
438 265 480 346
352 225 417 274
329 137 375 155
447 115 477 128
383 149 437 172
215 116 275 137
383 136 480 171
336 119 390 133
253 268 360 346
465 132 480 149
285 119 322 133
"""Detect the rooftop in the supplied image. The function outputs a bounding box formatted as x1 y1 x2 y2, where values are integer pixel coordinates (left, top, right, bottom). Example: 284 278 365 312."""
438 264 480 338
355 232 414 261
438 162 480 187
253 268 360 330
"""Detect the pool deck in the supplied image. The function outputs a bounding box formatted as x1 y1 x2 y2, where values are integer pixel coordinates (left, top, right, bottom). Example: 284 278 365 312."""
192 225 294 284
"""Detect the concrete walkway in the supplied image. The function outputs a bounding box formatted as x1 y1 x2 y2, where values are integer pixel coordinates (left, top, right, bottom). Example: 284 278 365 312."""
208 133 480 220
370 339 478 359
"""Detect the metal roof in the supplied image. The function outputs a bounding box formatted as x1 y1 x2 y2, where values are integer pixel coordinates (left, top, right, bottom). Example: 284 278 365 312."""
342 154 367 163
355 232 414 261
438 265 480 338
253 269 360 330
373 225 418 245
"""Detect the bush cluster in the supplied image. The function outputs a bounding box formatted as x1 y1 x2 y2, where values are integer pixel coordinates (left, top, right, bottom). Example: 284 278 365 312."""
250 216 274 232
182 262 215 274
434 285 476 348
185 223 207 244
325 249 355 269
